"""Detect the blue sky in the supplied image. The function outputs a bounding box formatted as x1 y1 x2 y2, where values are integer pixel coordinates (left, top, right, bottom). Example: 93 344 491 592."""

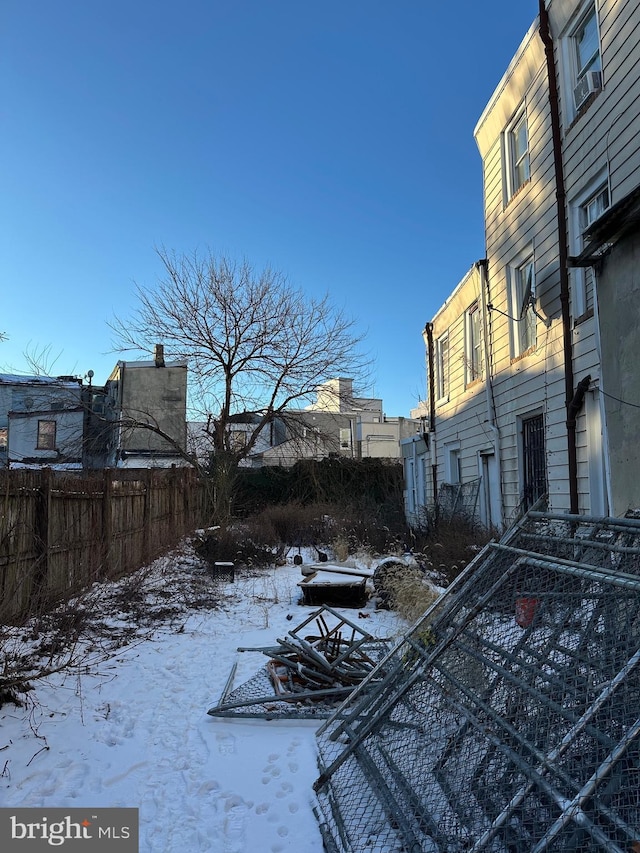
1 1 538 416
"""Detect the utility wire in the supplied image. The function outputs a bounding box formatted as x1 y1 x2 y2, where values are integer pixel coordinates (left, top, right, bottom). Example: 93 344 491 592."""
600 389 640 409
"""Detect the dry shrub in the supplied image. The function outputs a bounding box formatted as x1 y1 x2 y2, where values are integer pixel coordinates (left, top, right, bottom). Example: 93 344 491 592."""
240 503 336 550
389 569 439 623
410 518 491 585
243 500 411 558
332 535 350 562
374 562 439 622
232 504 489 578
194 525 277 569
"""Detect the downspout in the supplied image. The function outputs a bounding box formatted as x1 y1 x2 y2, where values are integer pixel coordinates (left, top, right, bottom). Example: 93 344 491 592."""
424 322 438 506
569 375 592 424
476 258 505 526
539 1 580 514
476 259 496 427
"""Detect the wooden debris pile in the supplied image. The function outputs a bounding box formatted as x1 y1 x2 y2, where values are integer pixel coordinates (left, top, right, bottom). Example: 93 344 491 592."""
208 605 390 719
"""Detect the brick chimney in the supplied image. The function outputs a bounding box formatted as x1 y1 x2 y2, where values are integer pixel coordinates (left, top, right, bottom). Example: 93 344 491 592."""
154 343 165 367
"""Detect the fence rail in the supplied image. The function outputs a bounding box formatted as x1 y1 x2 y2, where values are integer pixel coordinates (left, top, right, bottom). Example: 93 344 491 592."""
0 467 207 623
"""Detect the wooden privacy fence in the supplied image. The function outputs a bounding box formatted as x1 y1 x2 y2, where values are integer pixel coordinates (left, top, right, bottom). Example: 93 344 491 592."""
0 467 207 623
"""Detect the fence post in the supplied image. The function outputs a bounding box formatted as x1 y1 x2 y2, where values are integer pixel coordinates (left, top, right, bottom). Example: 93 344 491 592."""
34 467 52 604
169 466 178 539
143 469 152 564
102 468 113 576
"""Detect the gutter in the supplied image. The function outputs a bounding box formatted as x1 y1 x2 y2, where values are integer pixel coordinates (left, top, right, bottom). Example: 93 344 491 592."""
539 1 580 514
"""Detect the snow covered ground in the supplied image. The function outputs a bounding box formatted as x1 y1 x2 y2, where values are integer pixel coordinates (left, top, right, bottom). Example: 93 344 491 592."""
0 542 405 852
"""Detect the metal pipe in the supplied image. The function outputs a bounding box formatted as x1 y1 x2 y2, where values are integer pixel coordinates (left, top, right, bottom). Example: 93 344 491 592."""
424 321 438 506
519 530 640 555
491 541 640 590
531 714 640 852
539 1 580 514
528 510 640 531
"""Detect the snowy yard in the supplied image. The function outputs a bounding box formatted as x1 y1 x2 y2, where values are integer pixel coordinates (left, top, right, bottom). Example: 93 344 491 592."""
0 541 404 852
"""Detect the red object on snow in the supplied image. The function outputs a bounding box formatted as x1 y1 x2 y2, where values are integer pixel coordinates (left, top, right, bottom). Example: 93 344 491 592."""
515 596 539 628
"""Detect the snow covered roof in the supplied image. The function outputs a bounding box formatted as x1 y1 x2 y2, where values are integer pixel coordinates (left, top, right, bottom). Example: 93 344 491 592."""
0 372 80 387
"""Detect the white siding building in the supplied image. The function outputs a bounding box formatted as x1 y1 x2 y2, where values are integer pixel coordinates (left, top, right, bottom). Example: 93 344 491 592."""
405 0 640 528
0 374 85 469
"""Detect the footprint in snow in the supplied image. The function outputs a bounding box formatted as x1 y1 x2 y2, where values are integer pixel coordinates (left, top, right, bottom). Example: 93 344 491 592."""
216 732 237 755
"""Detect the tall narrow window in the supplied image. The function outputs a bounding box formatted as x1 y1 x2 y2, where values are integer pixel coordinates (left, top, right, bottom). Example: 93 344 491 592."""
0 427 7 451
573 180 610 315
436 333 449 401
445 442 462 485
466 303 482 384
37 420 56 450
575 6 601 81
566 4 602 113
510 257 536 357
505 108 530 200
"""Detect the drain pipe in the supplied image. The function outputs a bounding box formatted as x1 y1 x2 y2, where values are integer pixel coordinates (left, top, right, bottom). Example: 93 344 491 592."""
539 1 580 514
569 375 592 426
424 322 438 506
477 258 505 526
476 259 496 427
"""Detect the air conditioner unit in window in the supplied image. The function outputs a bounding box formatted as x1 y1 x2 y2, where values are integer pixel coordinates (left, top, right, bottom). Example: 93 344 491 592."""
573 70 602 111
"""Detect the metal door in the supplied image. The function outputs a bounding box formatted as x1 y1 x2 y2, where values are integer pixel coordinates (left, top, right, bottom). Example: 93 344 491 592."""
522 413 546 507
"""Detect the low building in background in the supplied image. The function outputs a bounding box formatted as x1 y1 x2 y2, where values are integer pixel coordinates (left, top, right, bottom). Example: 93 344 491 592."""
243 378 421 468
0 373 85 469
103 344 188 468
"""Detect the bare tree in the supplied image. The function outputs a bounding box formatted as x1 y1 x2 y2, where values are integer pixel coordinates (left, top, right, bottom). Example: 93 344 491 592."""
23 342 66 377
111 248 370 516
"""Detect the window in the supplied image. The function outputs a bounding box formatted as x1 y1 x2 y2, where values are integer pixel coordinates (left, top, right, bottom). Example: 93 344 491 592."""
465 303 482 384
505 108 530 199
570 175 610 316
435 333 449 401
339 428 352 449
445 442 462 485
563 4 602 115
509 256 536 357
37 420 56 450
0 428 7 451
581 183 609 231
575 6 601 81
229 429 247 451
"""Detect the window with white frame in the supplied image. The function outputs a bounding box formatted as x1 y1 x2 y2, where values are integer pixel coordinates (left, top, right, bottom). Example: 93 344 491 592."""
570 175 610 316
581 182 609 231
465 302 482 384
445 442 461 485
435 332 449 401
563 4 602 115
575 5 601 81
508 255 537 357
505 108 530 200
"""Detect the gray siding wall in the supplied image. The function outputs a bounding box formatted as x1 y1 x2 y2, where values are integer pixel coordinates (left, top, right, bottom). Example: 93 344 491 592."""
413 0 639 526
551 0 640 514
475 22 577 520
120 364 188 456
